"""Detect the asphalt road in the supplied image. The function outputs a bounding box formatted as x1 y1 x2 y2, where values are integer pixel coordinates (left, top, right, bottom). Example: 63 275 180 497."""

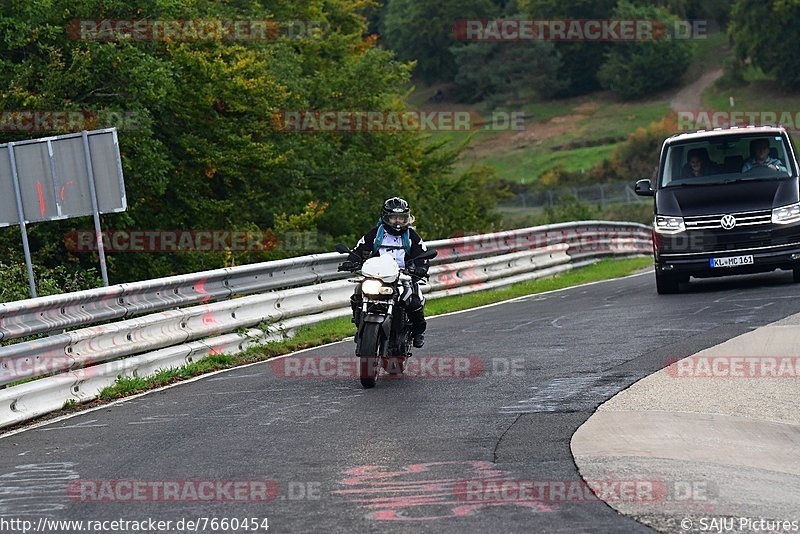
3 269 800 534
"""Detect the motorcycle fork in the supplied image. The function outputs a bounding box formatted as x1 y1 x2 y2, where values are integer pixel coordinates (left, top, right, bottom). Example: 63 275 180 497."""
356 301 392 355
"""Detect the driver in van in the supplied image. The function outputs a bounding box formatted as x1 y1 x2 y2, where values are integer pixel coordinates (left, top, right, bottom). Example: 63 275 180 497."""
742 138 787 173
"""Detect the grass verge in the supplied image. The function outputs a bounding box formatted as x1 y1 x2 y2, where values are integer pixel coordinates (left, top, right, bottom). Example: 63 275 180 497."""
95 256 651 401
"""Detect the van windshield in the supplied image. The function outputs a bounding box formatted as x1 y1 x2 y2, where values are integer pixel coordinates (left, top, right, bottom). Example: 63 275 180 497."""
660 134 794 188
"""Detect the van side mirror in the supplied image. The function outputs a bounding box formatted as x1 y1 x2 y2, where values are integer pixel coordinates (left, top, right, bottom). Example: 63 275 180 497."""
635 179 654 197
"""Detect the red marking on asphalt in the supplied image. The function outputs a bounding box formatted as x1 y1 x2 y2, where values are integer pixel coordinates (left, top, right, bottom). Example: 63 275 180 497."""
335 461 554 521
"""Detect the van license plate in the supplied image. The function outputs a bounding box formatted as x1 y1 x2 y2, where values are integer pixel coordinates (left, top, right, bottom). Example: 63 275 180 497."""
710 255 754 268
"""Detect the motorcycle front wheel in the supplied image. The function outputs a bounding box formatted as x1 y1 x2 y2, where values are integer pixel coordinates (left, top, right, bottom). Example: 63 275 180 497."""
357 322 382 388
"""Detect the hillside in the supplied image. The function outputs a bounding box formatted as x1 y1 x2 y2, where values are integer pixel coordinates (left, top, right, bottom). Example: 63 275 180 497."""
411 32 731 186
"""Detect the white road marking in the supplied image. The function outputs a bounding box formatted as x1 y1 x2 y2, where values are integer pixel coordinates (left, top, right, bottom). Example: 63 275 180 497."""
36 419 107 431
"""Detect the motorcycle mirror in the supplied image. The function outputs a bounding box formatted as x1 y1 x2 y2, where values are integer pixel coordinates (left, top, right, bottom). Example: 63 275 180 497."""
413 249 438 262
335 243 362 262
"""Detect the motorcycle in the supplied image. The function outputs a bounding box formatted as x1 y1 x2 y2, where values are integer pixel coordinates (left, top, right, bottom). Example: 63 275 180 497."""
335 243 438 388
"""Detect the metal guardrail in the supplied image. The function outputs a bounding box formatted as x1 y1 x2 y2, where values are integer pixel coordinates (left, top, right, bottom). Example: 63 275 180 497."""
0 254 343 341
0 221 650 341
0 221 652 429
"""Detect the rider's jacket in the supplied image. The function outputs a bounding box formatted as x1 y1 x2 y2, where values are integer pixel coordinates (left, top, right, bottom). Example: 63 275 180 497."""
352 225 428 270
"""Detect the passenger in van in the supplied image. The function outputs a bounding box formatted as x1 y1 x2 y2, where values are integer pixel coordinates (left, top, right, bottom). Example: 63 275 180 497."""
742 138 787 173
681 148 716 178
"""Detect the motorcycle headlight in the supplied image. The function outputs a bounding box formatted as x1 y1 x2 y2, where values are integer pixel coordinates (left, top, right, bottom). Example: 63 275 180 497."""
654 215 685 234
772 202 800 224
361 279 393 296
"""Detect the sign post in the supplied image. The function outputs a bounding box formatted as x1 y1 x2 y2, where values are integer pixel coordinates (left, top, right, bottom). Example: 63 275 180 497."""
81 130 109 287
6 143 37 298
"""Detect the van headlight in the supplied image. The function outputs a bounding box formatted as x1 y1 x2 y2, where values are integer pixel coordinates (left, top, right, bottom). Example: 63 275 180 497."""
772 202 800 224
654 215 685 234
361 279 393 296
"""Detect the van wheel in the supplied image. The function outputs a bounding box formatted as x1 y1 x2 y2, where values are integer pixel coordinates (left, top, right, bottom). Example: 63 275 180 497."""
655 271 681 294
793 268 800 283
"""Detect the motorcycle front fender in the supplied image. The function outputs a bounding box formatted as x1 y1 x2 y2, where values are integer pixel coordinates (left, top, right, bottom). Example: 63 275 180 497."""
362 312 388 323
357 313 392 348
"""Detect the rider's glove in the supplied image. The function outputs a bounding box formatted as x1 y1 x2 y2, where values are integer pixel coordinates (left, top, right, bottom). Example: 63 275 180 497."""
407 264 429 278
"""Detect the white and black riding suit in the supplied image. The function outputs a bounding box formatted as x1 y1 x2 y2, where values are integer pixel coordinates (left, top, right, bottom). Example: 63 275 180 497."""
349 224 429 337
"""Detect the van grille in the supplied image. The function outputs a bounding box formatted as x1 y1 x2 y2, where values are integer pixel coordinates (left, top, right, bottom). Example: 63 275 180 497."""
683 209 772 230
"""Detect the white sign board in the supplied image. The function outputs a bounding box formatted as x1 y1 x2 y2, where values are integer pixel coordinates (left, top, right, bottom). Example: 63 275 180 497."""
0 128 126 227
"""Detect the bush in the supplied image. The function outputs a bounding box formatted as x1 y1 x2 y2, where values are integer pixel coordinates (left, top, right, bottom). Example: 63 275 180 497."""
598 2 694 99
600 114 678 182
451 40 564 104
730 0 800 89
0 262 102 303
525 0 618 95
541 194 599 224
412 163 507 238
714 56 747 90
598 202 653 225
382 0 498 84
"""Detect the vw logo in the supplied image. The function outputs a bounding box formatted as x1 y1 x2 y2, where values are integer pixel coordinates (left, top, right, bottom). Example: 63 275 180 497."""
720 214 737 230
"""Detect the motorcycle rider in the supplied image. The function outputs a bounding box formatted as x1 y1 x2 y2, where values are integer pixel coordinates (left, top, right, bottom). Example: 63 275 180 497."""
338 197 430 348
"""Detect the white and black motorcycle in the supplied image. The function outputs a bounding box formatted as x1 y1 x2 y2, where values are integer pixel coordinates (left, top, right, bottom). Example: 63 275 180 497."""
336 244 437 388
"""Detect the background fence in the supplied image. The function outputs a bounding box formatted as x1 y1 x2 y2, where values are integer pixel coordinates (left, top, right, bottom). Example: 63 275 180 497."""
501 183 649 209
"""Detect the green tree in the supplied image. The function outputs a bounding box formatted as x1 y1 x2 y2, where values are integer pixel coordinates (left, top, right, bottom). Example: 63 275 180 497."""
631 0 734 26
729 0 800 88
597 2 693 99
524 0 618 95
686 0 735 27
0 0 503 293
451 39 564 103
382 0 498 84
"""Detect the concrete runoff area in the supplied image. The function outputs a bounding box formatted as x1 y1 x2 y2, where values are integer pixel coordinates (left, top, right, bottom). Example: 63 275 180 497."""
572 312 800 532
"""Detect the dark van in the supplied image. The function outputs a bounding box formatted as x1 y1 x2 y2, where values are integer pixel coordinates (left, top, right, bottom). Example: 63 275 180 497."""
635 126 800 294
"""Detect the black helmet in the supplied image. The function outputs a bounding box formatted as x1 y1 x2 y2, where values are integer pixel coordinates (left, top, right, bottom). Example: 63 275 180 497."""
381 197 413 235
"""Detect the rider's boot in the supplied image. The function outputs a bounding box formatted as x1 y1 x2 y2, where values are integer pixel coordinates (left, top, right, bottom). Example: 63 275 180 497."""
350 295 361 343
407 305 426 348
